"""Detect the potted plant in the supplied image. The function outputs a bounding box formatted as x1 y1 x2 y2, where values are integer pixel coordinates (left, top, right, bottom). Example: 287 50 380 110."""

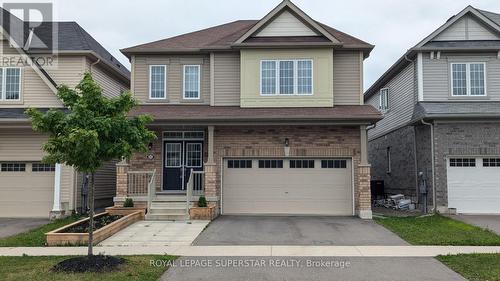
189 196 217 220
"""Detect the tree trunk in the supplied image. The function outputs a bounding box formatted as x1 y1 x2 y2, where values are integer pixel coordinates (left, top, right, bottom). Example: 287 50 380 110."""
87 172 95 256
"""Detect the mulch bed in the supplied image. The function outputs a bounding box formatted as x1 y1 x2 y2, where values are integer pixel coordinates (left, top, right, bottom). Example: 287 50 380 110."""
60 214 123 233
51 255 125 273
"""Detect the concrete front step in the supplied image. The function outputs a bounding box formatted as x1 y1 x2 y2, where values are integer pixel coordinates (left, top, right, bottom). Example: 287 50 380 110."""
152 195 187 202
149 208 187 215
151 202 188 209
145 213 187 221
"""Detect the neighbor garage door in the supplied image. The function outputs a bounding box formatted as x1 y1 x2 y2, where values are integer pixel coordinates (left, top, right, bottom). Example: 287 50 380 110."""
447 157 500 214
0 163 54 218
222 158 353 215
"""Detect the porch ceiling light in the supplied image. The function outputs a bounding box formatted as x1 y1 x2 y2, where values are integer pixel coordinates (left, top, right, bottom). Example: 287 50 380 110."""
148 142 153 150
284 138 289 147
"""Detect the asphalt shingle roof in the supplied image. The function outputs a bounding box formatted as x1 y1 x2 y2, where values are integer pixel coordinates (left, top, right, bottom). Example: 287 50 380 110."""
412 102 500 121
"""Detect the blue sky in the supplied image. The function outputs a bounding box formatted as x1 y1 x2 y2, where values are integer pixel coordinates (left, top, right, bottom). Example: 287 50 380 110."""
32 0 500 89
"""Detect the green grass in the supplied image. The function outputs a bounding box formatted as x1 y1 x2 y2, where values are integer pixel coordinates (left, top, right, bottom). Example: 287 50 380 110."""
375 214 500 245
0 255 175 281
438 254 500 281
0 215 82 247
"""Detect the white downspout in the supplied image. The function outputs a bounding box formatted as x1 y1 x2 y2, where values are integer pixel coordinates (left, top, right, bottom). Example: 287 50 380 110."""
421 119 436 212
51 163 62 213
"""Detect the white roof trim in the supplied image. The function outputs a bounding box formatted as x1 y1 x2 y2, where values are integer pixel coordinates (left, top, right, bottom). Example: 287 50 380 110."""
234 0 340 45
415 6 500 48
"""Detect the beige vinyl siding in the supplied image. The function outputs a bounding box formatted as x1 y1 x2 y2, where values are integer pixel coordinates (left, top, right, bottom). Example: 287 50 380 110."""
240 48 334 107
333 51 362 105
255 10 318 37
432 14 500 41
86 58 129 98
213 52 240 105
75 160 117 211
44 56 85 88
422 52 500 101
367 62 416 140
132 55 210 104
0 128 48 161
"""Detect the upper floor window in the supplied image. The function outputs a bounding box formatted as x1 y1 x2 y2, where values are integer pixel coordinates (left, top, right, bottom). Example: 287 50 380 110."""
149 65 167 99
260 59 313 95
0 68 21 101
183 65 200 99
451 63 486 96
379 88 389 111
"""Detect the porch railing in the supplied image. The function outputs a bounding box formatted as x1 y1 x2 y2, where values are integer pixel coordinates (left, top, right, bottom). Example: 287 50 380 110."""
127 171 154 196
186 170 205 219
147 170 156 212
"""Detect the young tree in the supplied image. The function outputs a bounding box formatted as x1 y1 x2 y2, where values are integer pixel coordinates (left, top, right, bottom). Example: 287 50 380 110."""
26 73 156 256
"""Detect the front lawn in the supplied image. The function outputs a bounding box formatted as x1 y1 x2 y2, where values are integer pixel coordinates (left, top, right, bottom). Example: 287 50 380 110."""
437 253 500 281
375 214 500 245
0 255 175 281
0 215 82 247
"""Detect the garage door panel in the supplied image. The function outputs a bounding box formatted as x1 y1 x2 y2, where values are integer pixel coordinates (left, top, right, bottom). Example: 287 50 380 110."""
0 172 54 218
223 158 352 215
447 157 500 214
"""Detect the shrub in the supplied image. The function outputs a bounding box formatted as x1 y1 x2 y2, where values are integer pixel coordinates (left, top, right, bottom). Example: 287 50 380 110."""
197 196 207 207
123 198 134 208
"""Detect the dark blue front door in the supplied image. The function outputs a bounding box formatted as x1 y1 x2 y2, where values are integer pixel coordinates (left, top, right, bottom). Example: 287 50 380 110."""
163 141 203 191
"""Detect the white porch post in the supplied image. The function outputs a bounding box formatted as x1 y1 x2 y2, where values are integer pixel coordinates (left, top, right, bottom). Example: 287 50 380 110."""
51 163 62 213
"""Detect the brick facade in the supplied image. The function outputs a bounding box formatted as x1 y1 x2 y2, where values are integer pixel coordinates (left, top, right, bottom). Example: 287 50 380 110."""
121 125 371 217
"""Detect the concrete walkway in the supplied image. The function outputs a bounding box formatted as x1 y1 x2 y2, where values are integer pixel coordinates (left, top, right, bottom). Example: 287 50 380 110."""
99 220 210 246
1 245 499 257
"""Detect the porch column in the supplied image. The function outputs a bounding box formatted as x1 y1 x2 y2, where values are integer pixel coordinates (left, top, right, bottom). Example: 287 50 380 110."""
50 163 62 219
207 125 215 164
115 159 129 206
357 164 372 219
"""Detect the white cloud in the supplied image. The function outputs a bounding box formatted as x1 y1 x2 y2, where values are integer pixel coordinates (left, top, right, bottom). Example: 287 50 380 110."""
51 0 500 89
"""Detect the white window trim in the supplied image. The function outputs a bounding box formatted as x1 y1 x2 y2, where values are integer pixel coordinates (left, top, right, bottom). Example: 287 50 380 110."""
259 59 313 96
183 65 201 100
450 62 487 97
149 65 167 100
0 67 22 101
379 88 389 111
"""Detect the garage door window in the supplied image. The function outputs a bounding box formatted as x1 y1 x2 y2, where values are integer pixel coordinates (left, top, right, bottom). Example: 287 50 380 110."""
228 160 252 168
1 163 26 172
32 163 55 172
289 159 314 168
483 158 500 167
258 160 283 168
321 159 347 168
449 158 476 167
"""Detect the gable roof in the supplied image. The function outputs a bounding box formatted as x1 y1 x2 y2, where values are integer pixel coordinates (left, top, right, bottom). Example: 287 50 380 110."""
121 1 373 57
364 6 500 99
0 7 130 82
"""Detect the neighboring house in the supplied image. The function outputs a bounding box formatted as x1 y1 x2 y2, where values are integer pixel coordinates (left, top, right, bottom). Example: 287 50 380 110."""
0 8 130 218
115 0 381 219
365 6 500 214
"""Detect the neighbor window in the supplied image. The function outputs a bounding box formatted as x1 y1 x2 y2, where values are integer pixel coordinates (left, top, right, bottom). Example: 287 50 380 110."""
183 65 200 99
0 68 21 101
379 88 389 111
451 63 486 96
260 59 313 95
449 158 476 167
149 65 166 99
1 163 26 172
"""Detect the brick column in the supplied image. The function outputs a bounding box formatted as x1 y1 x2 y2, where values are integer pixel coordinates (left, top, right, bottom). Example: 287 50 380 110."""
204 163 217 198
357 164 372 219
115 160 129 206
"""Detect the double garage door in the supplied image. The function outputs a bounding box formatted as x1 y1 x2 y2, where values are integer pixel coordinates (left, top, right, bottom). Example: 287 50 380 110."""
447 157 500 214
222 158 353 215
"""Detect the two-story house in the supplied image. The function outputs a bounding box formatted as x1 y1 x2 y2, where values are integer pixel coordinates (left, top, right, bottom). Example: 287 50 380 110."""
0 8 130 218
115 0 381 219
365 6 500 214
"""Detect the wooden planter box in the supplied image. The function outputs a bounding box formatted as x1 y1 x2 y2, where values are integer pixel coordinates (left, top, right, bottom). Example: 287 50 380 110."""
105 206 146 216
189 205 217 220
46 211 144 246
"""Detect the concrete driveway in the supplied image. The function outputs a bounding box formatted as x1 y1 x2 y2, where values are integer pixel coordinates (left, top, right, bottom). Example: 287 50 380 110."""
160 257 465 281
0 218 48 239
450 215 500 235
194 216 407 246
